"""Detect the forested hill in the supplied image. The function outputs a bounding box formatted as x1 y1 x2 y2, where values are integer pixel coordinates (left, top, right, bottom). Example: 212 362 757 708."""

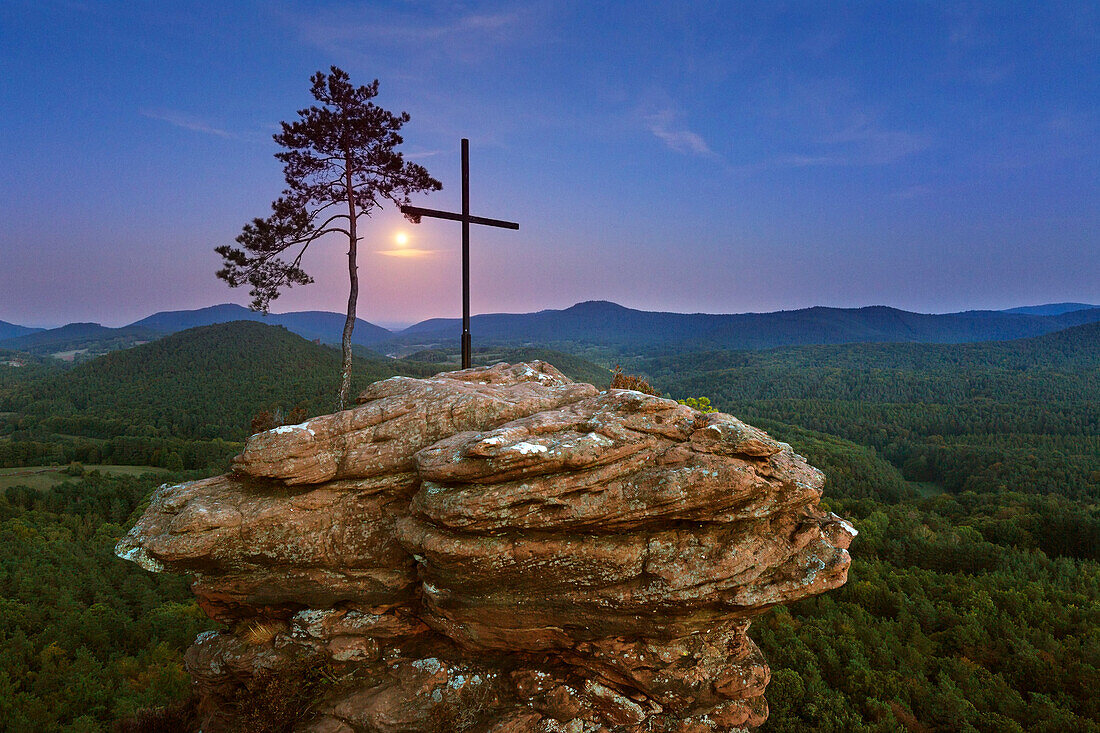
629 321 1100 501
2 321 610 447
0 319 43 341
393 300 1100 353
637 319 1100 375
129 303 393 346
1004 302 1098 315
0 322 161 355
4 321 435 444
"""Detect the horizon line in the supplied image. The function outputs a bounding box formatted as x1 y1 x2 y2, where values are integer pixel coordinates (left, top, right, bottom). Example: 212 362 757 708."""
6 299 1098 332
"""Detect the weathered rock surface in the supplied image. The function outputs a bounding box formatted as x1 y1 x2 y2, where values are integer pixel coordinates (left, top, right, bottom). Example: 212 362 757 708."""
232 361 596 485
117 362 855 732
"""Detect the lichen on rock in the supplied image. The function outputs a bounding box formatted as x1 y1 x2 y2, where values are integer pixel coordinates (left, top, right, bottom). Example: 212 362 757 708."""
117 361 854 732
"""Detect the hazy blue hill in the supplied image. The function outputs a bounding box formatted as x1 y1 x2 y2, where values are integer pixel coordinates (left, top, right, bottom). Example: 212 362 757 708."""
269 310 392 345
701 305 1100 346
0 320 42 340
1003 302 1098 315
130 304 393 346
0 322 108 348
392 300 1100 353
128 303 255 331
401 301 676 341
0 322 163 355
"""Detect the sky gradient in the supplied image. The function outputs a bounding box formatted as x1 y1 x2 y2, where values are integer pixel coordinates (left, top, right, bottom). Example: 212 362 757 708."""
1 1 1097 328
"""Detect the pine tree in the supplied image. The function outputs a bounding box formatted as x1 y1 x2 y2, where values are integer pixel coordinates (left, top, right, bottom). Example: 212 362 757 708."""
216 67 441 408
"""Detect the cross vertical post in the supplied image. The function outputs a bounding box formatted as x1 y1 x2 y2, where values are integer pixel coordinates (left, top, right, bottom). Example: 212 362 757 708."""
461 139 471 367
400 139 519 369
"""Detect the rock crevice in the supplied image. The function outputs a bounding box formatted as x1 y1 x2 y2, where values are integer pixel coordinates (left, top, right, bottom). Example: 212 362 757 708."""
117 362 854 732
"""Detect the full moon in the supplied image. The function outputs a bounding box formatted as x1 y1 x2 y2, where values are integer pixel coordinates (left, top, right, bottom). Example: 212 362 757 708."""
394 232 409 247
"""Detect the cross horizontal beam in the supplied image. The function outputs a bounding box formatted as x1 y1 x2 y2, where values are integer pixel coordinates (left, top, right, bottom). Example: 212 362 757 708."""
400 205 519 230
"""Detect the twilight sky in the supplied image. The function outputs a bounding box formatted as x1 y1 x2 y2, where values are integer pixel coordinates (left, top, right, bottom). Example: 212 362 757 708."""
1 1 1097 328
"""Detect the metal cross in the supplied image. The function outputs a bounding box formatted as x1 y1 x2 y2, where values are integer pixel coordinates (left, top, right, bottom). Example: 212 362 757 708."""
401 138 519 369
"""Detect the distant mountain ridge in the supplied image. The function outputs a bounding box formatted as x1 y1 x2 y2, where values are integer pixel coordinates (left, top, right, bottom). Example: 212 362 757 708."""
392 300 1100 352
3 301 1099 359
128 304 392 346
0 320 43 341
0 322 161 355
1002 302 1098 316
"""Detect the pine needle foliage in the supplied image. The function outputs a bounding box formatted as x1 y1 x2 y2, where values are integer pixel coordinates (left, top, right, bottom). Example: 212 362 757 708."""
216 67 441 408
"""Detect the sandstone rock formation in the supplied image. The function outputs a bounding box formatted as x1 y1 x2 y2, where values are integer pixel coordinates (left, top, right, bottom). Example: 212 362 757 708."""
117 362 855 732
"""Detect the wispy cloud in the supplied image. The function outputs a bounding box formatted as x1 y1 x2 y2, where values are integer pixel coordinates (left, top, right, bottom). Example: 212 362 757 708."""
376 248 440 258
403 149 444 160
141 109 232 138
285 5 534 64
312 9 522 47
646 108 716 157
374 11 519 42
818 118 931 165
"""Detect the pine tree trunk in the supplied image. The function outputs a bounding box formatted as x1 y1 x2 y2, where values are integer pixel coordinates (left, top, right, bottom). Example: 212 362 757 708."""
338 162 358 410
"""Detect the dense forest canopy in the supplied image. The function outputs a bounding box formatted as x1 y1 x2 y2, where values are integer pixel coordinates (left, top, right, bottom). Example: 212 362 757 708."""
0 323 610 472
630 323 1100 502
0 320 1096 730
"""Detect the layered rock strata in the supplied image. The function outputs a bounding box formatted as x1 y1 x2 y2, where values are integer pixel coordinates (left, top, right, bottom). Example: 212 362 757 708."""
117 361 855 732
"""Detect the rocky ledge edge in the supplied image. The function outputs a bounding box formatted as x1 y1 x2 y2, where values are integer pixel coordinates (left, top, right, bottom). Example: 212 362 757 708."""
117 361 855 733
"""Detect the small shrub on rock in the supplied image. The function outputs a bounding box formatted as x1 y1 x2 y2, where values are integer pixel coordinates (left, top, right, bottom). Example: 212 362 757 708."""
609 365 661 397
